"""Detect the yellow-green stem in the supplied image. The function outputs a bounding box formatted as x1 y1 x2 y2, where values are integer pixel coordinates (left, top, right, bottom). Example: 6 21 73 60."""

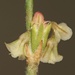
26 0 33 30
26 63 38 75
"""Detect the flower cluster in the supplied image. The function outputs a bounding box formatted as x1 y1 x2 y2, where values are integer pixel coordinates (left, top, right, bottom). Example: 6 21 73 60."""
5 12 72 64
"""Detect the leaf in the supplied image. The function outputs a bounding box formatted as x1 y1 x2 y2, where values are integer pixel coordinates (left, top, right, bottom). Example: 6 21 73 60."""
43 24 52 49
31 24 43 52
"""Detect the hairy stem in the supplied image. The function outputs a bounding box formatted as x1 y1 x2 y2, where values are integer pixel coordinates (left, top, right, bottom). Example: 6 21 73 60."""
26 0 33 30
26 63 38 75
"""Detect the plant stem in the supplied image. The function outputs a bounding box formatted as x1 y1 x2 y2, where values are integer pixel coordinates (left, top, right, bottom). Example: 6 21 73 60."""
25 0 39 75
26 63 38 75
26 0 33 30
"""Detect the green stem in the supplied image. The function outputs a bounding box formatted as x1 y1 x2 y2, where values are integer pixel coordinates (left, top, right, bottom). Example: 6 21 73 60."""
26 0 33 30
26 63 38 75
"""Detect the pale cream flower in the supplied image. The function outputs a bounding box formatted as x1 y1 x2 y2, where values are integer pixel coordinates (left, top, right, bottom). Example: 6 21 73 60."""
41 22 72 64
57 23 73 41
5 12 72 65
41 36 63 64
5 31 30 60
52 22 73 41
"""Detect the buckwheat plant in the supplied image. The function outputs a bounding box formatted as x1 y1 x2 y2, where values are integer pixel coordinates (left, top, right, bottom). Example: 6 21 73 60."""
5 0 73 75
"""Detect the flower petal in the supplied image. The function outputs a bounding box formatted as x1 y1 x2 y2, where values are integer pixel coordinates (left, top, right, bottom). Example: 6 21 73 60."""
5 31 30 60
41 36 63 64
57 23 73 41
53 29 61 43
48 44 63 64
5 40 24 58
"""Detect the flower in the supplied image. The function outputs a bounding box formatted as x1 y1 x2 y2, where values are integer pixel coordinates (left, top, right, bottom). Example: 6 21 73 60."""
5 12 52 60
41 22 73 64
5 12 73 64
41 35 63 64
5 31 30 60
52 22 73 42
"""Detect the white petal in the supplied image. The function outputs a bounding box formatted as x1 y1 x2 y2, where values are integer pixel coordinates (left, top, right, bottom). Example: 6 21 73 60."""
58 23 73 41
41 37 63 64
48 45 63 64
41 46 52 63
53 29 61 43
41 46 63 64
5 40 23 58
48 52 63 64
5 32 30 59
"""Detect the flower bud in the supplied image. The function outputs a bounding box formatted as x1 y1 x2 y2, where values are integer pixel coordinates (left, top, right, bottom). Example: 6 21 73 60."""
32 12 44 25
31 12 51 52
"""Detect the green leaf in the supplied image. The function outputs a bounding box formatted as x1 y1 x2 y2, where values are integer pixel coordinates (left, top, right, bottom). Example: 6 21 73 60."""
31 25 38 52
43 24 52 49
31 24 43 52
